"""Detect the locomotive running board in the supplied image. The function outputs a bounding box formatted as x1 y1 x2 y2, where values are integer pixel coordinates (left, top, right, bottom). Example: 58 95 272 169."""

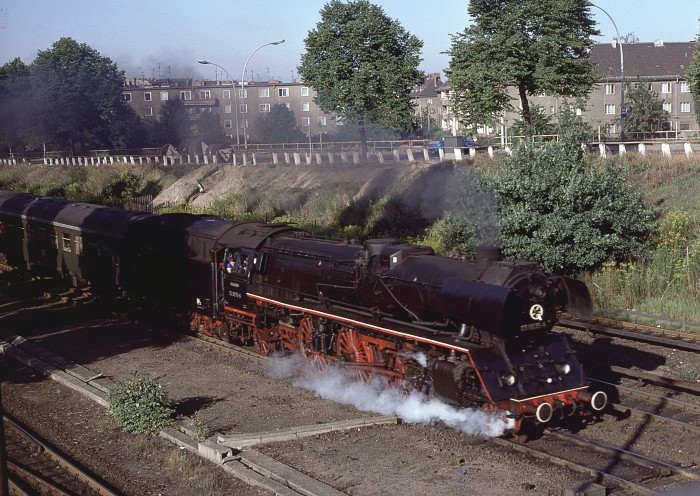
247 292 474 354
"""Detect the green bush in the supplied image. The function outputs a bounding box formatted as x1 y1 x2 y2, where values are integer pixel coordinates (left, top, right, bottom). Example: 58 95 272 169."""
107 377 174 435
415 213 477 258
486 122 655 276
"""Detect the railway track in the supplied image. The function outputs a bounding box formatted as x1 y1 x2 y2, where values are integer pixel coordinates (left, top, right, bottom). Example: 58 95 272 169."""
496 427 700 495
559 316 700 352
4 413 119 496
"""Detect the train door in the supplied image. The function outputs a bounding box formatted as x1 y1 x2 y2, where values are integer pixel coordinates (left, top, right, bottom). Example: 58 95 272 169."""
221 248 251 309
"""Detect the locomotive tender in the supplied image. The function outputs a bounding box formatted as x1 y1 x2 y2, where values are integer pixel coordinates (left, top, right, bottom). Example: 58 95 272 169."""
0 189 607 435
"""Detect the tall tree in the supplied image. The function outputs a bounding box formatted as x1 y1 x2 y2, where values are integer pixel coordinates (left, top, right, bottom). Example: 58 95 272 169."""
446 0 599 132
0 58 31 155
621 80 669 138
298 0 424 161
197 112 226 144
157 99 190 146
255 104 305 144
687 19 700 123
29 37 130 154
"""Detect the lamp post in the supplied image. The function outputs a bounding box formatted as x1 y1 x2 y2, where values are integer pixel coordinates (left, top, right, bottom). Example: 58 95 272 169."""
590 3 625 139
240 39 285 149
197 60 240 146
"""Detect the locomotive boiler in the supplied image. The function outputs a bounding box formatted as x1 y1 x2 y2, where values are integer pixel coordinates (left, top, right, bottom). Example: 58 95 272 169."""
0 190 607 436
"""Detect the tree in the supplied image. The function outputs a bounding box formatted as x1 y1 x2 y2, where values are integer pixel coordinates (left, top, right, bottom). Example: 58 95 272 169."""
197 112 227 144
29 37 132 154
0 58 31 155
255 104 306 143
621 80 669 138
509 105 555 140
686 20 700 123
156 99 190 146
446 0 599 132
298 0 424 161
486 115 654 276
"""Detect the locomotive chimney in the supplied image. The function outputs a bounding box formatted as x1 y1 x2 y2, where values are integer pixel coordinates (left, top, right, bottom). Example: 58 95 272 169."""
476 245 501 265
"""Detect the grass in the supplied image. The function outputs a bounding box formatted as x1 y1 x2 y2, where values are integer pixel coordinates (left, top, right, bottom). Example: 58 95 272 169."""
583 154 700 323
125 433 223 492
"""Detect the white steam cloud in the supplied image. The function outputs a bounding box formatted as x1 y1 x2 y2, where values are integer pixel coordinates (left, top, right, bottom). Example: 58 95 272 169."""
260 354 513 438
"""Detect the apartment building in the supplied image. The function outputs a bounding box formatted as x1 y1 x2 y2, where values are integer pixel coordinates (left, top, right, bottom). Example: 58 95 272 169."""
123 41 698 144
410 73 445 134
122 77 340 144
435 41 698 139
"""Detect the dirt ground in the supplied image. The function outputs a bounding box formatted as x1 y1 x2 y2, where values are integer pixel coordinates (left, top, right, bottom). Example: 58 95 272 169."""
152 159 492 228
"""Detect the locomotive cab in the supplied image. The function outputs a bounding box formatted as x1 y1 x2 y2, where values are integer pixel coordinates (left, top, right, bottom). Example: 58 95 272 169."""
220 248 252 310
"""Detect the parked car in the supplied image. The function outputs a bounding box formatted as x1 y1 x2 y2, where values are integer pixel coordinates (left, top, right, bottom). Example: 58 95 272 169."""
427 136 477 157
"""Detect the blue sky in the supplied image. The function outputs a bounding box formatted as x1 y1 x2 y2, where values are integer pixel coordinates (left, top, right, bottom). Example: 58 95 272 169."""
1 1 698 81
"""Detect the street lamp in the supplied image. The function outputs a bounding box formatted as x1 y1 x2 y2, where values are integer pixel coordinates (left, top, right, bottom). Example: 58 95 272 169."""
590 3 625 139
197 60 240 146
240 39 285 149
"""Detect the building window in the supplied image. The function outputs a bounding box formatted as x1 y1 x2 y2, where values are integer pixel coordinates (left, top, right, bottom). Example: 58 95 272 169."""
223 89 231 99
144 92 152 101
427 98 433 104
199 90 211 99
663 102 672 113
604 104 616 115
301 102 310 111
607 123 617 134
200 107 211 113
604 83 615 95
301 86 309 96
160 91 168 101
259 88 270 98
62 233 71 253
259 103 271 112
576 108 582 116
145 107 153 117
224 105 232 114
661 82 672 94
302 117 310 126
680 102 691 113
550 106 555 115
318 116 326 126
180 91 191 100
224 120 232 129
278 88 289 97
239 88 247 98
680 81 690 93
239 104 247 114
122 93 132 102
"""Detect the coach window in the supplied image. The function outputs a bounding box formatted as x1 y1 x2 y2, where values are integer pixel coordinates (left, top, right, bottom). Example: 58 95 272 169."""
62 233 71 252
74 235 83 255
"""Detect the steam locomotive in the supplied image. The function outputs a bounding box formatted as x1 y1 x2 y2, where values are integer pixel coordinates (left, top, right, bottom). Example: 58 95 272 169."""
0 189 607 436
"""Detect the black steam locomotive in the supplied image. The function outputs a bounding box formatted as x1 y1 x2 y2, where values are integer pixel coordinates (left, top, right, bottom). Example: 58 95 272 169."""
0 189 606 436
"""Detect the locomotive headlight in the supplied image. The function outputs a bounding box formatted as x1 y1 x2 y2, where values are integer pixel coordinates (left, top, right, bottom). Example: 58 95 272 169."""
555 362 572 375
501 373 517 387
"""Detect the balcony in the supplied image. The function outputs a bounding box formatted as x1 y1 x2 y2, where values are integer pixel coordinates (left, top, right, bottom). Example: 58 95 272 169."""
183 98 219 107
